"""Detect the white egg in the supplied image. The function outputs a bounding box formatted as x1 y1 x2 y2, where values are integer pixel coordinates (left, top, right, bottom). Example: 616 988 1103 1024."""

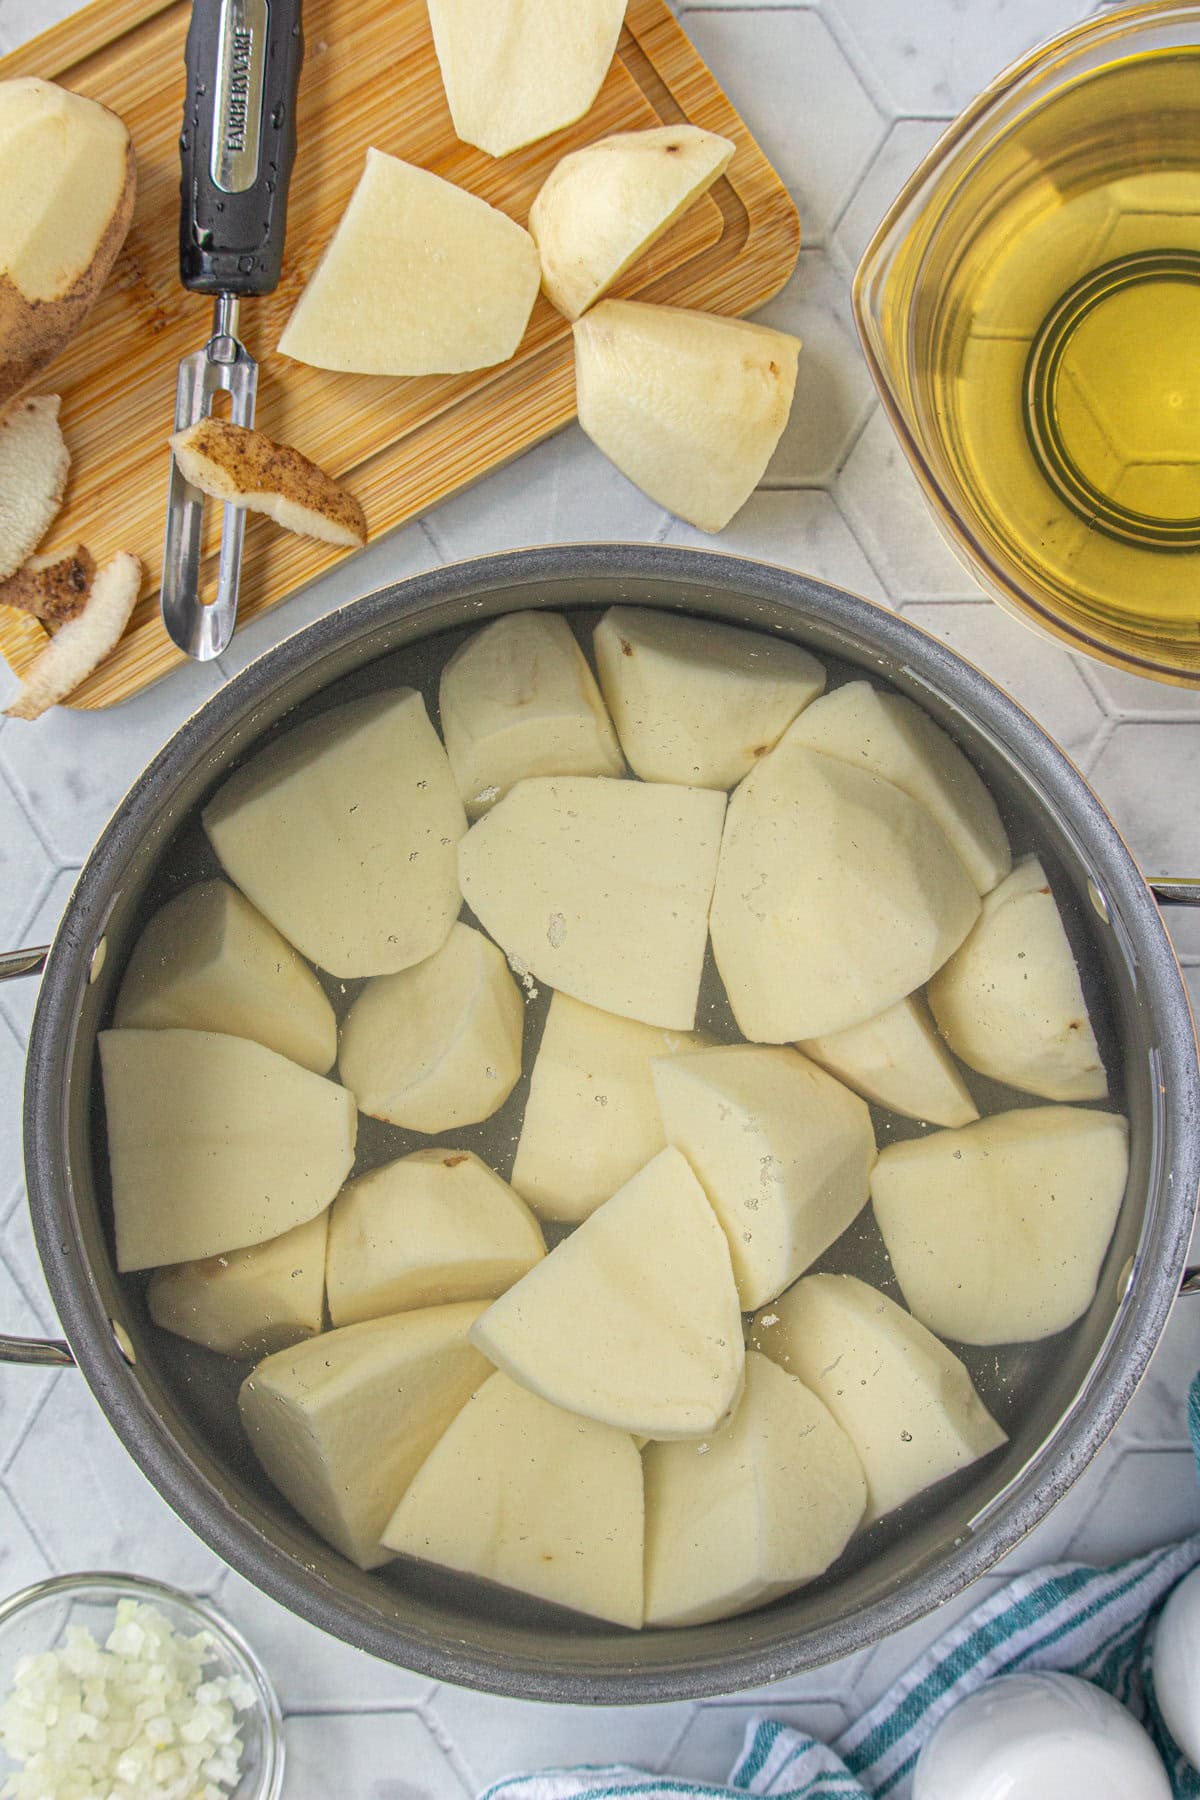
1153 1563 1200 1769
913 1671 1172 1800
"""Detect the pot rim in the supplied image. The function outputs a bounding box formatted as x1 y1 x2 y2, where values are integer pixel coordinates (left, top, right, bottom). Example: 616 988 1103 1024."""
23 544 1200 1703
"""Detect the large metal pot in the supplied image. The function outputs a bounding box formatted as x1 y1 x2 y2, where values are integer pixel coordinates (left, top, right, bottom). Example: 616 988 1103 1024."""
3 545 1199 1704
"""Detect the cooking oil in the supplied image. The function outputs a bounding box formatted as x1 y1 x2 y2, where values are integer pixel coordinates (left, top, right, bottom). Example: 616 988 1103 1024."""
906 47 1200 657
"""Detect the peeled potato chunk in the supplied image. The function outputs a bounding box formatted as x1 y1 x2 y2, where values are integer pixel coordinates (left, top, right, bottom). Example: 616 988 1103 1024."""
326 1149 545 1327
383 1372 643 1627
338 923 523 1131
471 1146 743 1439
787 682 1011 896
277 149 539 376
115 879 337 1075
459 775 724 1030
512 992 710 1223
928 855 1107 1102
439 611 623 817
710 739 980 1042
203 690 466 979
147 1212 328 1360
652 1045 875 1310
427 0 627 159
99 1029 356 1272
239 1302 489 1569
0 79 136 412
574 300 800 532
530 125 733 321
751 1275 1006 1521
593 606 825 790
871 1107 1129 1345
800 995 978 1129
643 1353 865 1627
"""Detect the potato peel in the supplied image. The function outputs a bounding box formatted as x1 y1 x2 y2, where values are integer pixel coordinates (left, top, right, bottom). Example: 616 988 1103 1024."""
0 394 70 583
170 418 367 549
5 549 140 719
0 543 95 625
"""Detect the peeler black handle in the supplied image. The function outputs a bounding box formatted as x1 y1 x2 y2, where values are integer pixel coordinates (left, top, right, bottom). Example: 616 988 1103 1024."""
179 0 304 296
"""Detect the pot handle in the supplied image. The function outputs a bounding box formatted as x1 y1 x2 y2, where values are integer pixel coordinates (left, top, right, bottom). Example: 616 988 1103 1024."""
0 944 75 1368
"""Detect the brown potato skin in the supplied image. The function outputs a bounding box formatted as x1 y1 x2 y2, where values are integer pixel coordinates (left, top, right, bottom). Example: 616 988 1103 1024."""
0 137 137 415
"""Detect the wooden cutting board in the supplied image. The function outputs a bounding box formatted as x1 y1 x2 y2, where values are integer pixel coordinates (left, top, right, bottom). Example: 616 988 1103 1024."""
0 0 800 708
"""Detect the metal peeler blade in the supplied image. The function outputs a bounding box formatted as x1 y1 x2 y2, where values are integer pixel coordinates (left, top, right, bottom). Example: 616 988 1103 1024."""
160 294 258 662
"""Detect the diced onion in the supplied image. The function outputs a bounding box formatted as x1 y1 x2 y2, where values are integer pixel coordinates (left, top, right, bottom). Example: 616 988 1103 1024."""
0 1600 255 1800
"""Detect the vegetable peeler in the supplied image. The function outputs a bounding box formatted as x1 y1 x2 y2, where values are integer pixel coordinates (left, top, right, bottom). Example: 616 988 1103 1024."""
161 0 304 661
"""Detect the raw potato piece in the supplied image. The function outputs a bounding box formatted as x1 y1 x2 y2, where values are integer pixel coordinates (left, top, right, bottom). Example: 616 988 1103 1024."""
471 1146 743 1439
277 150 539 376
239 1302 489 1568
871 1107 1129 1345
787 682 1011 896
99 1028 356 1272
338 923 523 1131
643 1354 865 1627
928 856 1107 1102
427 0 628 158
530 126 734 321
0 395 69 584
383 1372 643 1627
458 776 725 1030
0 79 136 412
800 995 978 1129
512 992 710 1223
4 550 140 720
114 879 337 1075
574 301 801 532
652 1045 875 1310
203 689 466 979
439 611 623 817
710 741 980 1041
0 544 93 624
170 419 367 548
147 1212 328 1360
751 1275 1006 1521
593 606 825 790
326 1149 545 1326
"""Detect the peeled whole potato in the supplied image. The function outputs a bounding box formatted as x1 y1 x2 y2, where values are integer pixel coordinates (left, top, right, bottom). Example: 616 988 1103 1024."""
800 995 978 1129
593 606 825 789
326 1149 545 1326
652 1044 876 1310
928 856 1107 1102
239 1302 490 1569
115 879 337 1075
100 1029 356 1272
643 1353 865 1627
338 923 523 1132
530 125 734 321
439 611 623 817
383 1371 643 1626
147 1213 328 1360
277 149 539 375
203 689 466 979
575 301 801 532
0 78 136 411
751 1275 1006 1521
710 740 980 1042
470 1146 744 1439
786 682 1011 896
457 775 725 1030
511 992 711 1223
871 1107 1129 1345
427 0 627 158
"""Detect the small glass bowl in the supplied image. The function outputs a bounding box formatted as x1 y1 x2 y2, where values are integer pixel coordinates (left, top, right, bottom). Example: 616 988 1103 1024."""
0 1573 284 1800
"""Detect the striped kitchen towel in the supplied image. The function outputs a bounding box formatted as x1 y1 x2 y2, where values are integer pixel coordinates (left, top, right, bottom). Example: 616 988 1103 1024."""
481 1376 1200 1800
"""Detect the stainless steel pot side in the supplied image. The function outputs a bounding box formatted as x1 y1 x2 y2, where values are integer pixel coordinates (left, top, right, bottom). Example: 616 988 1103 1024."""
2 546 1199 1704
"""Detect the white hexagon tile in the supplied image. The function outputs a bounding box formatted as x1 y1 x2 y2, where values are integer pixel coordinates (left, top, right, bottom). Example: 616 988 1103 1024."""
1 0 1198 1793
